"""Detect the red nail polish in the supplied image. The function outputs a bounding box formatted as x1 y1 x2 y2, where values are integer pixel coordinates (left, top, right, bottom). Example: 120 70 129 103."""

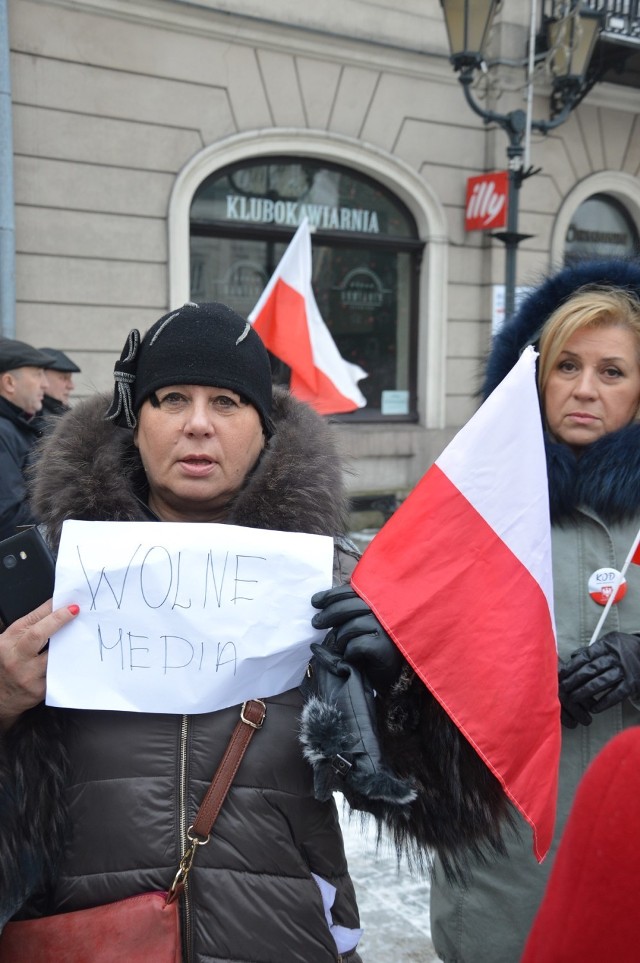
68 604 80 616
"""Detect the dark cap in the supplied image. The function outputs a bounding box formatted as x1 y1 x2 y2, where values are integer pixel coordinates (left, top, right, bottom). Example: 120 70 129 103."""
105 302 274 435
38 348 81 373
0 338 56 374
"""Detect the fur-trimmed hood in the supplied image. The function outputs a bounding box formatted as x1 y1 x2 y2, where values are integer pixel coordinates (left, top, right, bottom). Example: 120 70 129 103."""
482 258 640 524
31 385 349 549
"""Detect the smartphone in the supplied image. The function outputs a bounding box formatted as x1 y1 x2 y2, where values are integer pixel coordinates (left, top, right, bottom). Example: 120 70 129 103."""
0 527 56 626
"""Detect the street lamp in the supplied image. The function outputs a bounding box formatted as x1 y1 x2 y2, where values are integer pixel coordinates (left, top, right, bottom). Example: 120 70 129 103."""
440 0 603 321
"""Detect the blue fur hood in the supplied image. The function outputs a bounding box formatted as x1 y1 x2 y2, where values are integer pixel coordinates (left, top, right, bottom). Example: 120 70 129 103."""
482 259 640 524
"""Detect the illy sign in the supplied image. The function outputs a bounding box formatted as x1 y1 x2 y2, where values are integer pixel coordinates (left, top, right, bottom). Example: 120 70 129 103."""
465 171 508 232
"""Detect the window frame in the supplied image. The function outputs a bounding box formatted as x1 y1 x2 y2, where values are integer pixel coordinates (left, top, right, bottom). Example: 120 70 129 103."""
189 156 424 423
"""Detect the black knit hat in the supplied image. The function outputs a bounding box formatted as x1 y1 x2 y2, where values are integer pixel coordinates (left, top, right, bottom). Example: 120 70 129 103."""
105 302 274 434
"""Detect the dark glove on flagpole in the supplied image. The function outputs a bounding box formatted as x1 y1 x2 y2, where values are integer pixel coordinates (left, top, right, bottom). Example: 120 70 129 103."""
311 585 404 694
558 667 593 729
559 631 640 714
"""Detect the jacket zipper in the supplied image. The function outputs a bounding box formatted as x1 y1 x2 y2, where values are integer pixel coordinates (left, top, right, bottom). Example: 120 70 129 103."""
179 713 193 962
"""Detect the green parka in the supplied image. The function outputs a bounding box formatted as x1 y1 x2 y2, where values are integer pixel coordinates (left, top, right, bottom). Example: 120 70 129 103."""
431 258 640 963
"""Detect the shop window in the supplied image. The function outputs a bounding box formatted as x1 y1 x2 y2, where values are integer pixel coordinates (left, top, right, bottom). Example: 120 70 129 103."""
189 158 423 421
565 194 639 263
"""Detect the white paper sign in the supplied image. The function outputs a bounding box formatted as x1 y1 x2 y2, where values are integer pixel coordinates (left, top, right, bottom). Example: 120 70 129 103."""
47 520 334 714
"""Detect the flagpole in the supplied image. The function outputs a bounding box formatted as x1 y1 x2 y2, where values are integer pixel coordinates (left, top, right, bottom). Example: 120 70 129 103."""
588 522 640 646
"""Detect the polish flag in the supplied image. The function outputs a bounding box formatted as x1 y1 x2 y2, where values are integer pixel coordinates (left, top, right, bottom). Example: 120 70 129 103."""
351 346 560 860
248 218 367 415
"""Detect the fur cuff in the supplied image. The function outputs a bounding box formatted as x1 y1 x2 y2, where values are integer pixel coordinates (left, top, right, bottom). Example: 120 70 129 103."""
301 670 510 882
377 670 511 880
300 696 416 811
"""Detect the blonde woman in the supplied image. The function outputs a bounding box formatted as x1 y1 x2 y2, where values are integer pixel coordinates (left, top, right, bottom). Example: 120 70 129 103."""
431 260 640 963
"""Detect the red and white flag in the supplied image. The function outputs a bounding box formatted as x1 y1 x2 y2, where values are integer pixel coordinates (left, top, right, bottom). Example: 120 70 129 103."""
249 218 367 415
351 346 560 861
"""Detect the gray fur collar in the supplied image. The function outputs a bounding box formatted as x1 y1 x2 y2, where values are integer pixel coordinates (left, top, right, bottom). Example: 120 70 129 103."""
32 386 349 550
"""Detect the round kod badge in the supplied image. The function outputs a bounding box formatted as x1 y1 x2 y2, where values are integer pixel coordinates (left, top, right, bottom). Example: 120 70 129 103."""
588 567 627 606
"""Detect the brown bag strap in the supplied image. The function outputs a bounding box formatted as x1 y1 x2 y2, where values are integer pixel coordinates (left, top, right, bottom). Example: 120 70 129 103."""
191 698 266 836
167 698 266 903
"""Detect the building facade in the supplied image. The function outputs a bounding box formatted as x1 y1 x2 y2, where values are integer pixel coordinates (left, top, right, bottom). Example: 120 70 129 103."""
4 0 640 507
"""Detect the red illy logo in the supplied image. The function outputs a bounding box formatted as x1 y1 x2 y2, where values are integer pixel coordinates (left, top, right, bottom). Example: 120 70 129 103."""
465 171 508 232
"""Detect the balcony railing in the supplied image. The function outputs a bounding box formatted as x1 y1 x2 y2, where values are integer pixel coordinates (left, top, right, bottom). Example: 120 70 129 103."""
545 1 640 42
543 1 640 88
597 0 640 43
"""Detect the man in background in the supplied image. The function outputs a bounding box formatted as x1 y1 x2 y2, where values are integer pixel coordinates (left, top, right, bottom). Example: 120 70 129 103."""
39 347 81 419
0 339 54 540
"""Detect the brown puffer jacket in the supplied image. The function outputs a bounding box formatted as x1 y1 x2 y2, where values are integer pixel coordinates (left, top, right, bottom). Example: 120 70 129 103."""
9 387 363 963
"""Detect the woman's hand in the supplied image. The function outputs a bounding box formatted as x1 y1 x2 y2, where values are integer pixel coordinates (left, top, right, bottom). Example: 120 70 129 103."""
0 600 80 730
559 631 640 714
311 585 404 694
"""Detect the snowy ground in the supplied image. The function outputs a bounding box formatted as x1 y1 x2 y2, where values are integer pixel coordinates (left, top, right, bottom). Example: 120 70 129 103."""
338 801 439 962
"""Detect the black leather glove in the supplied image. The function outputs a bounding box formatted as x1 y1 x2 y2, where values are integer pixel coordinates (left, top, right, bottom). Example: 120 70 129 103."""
300 635 416 810
311 585 404 694
558 631 640 714
557 658 592 728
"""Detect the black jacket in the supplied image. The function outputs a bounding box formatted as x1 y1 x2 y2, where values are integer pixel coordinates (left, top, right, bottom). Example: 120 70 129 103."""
40 394 70 426
0 397 45 540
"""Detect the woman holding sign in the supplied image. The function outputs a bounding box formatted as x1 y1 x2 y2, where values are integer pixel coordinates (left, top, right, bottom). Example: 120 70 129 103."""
430 259 640 963
0 302 366 962
0 300 508 962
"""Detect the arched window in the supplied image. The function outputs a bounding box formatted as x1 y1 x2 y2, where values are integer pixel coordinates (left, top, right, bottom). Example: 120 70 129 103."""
564 194 639 263
189 157 423 421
